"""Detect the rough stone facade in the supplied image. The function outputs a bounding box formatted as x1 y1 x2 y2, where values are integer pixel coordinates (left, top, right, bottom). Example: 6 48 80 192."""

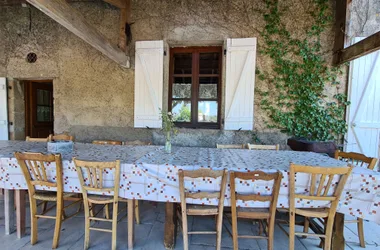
0 0 346 147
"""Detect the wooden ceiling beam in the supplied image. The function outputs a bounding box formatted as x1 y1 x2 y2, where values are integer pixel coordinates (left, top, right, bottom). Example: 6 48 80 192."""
118 0 131 52
27 0 130 68
102 0 126 9
335 31 380 65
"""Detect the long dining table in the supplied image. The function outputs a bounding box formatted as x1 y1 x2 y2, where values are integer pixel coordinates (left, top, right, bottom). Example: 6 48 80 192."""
1 140 380 249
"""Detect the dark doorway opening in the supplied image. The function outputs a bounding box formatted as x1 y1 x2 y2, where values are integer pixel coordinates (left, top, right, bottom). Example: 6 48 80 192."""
24 80 54 138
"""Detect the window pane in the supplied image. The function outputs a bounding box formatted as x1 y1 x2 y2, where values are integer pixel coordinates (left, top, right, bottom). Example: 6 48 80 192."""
37 89 51 106
37 106 52 122
172 101 191 122
199 52 219 75
199 77 218 99
173 77 192 98
198 101 218 123
174 53 192 74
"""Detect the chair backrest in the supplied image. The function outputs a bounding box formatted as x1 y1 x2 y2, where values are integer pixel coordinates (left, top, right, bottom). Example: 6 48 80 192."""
26 136 49 142
178 169 228 210
335 150 378 170
247 143 279 151
124 140 152 146
216 144 246 149
14 152 63 197
289 163 353 213
230 170 282 215
49 133 74 141
73 158 121 202
92 140 122 145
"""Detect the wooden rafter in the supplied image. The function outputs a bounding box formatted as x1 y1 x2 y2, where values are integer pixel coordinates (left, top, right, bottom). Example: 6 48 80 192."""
335 31 380 65
332 0 349 64
27 0 130 68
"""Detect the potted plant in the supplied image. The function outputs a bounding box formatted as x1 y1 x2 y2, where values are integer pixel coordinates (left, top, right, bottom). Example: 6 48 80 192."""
256 0 350 157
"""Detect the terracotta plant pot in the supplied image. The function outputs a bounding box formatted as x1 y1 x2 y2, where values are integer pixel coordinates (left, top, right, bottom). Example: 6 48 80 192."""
287 137 337 158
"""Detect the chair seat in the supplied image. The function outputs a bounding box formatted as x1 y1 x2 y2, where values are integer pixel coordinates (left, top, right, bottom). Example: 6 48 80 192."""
87 194 115 204
33 191 76 201
186 205 219 216
295 208 329 218
237 208 270 219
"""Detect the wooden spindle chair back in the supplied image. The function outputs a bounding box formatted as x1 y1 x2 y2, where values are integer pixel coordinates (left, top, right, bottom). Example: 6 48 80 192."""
247 143 280 151
73 158 121 250
229 171 282 250
92 140 122 145
14 152 65 249
15 152 63 197
216 144 246 149
335 150 377 170
49 134 74 141
288 163 353 250
26 136 49 142
178 168 228 250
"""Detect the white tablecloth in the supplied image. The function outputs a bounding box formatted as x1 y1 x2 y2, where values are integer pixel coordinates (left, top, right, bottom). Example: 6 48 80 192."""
1 141 379 224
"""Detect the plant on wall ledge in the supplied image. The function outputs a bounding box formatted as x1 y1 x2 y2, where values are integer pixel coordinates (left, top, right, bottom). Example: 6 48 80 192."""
256 0 350 142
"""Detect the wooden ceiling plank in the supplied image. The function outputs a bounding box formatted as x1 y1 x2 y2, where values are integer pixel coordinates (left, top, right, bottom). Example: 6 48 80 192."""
102 0 126 9
336 31 380 65
27 0 130 68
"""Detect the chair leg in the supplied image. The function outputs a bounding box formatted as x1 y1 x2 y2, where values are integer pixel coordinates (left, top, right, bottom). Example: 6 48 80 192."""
215 210 224 250
42 201 48 213
324 217 334 250
303 217 309 238
128 200 135 250
104 204 110 219
267 218 274 250
357 218 365 248
289 212 296 250
111 202 118 250
84 201 91 250
30 198 38 245
52 199 63 249
180 206 189 250
135 200 140 224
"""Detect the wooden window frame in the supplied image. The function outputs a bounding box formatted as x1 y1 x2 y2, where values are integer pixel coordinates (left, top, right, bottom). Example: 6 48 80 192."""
169 46 222 129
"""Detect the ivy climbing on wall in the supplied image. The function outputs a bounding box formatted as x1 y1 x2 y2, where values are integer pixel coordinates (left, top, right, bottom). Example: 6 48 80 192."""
256 0 350 142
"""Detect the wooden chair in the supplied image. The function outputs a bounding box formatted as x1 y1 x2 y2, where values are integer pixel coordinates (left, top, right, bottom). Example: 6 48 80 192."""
229 170 282 250
26 136 49 142
247 143 280 151
92 140 122 145
14 152 82 249
124 140 152 146
49 133 74 141
74 158 135 250
216 144 246 149
334 150 378 247
178 168 228 250
287 163 353 250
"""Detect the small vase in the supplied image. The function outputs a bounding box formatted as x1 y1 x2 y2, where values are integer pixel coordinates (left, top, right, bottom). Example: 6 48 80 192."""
165 140 172 153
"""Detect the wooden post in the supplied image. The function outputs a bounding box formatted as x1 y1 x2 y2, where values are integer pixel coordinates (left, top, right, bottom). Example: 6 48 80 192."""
4 189 15 235
332 213 345 250
16 190 26 239
164 202 177 250
128 199 134 250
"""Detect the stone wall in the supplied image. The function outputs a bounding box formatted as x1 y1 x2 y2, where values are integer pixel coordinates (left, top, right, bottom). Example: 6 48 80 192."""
348 0 380 38
0 0 346 147
7 79 25 140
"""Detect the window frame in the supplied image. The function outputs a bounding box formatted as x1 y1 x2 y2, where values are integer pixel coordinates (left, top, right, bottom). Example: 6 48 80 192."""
169 46 222 129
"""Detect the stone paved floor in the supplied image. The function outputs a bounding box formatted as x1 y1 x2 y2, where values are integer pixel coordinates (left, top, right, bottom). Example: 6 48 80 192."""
0 199 379 250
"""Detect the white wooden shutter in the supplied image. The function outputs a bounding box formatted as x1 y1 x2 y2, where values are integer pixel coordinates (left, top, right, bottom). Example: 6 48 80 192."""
134 41 164 128
346 37 380 161
224 38 257 130
0 77 9 140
